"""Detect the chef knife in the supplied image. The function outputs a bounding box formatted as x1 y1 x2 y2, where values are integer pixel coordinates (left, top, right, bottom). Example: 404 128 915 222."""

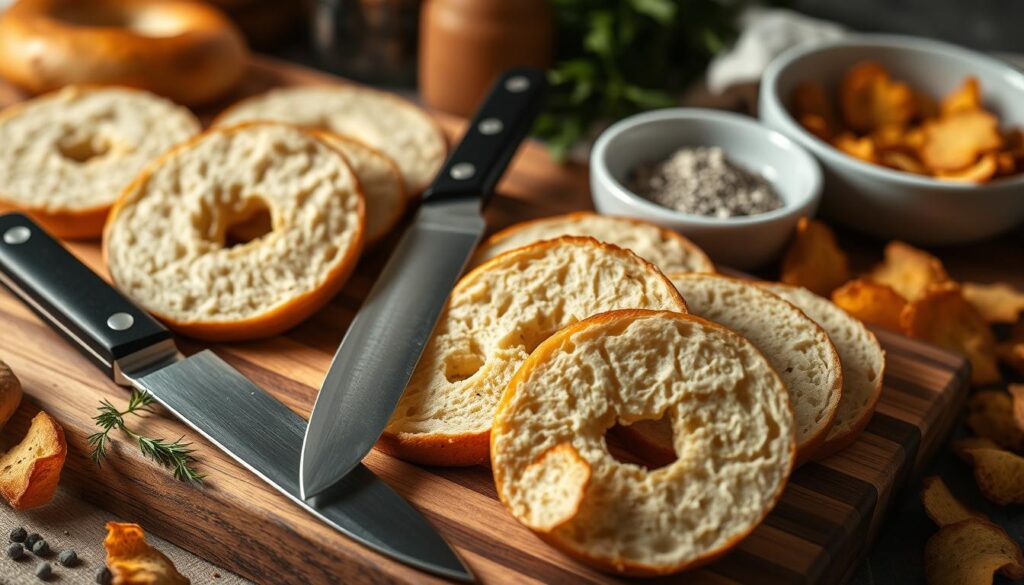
301 68 547 499
0 213 472 582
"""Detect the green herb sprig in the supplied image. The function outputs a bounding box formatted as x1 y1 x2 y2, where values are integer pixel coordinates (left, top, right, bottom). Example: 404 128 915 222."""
88 388 204 483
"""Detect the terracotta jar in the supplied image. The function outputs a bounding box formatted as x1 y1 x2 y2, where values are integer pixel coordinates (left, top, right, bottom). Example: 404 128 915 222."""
419 0 552 116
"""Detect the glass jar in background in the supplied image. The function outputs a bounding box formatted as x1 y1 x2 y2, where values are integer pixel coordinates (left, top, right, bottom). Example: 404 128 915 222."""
312 0 421 87
419 0 552 116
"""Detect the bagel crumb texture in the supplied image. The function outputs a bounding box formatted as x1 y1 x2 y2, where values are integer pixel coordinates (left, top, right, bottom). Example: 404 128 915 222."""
492 311 795 575
0 86 199 212
381 238 687 465
105 124 364 335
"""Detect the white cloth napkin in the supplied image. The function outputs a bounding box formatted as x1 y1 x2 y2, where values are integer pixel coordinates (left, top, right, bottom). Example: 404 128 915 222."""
707 8 847 94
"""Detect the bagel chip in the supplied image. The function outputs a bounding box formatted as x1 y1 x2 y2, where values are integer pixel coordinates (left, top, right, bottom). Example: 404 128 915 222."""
833 133 876 163
839 62 916 133
920 476 984 527
925 519 1024 585
792 81 837 140
958 447 1024 506
935 153 998 183
869 241 951 301
900 285 1000 386
831 279 906 330
965 391 1024 451
0 411 66 509
962 282 1024 324
780 218 850 296
920 110 1002 172
104 522 189 585
941 77 982 117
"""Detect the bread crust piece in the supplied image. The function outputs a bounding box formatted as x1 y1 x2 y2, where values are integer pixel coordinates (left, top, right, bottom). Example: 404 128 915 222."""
760 283 886 460
0 0 248 106
103 122 365 341
0 411 67 509
0 85 200 239
492 310 795 576
214 85 448 195
378 237 688 466
619 273 843 466
471 212 715 274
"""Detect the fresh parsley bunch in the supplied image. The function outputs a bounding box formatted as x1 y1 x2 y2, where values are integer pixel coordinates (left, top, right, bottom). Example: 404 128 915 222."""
534 0 740 160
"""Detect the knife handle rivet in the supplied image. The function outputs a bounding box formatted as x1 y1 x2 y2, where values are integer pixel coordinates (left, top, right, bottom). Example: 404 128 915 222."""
478 118 503 135
106 312 134 331
504 75 530 93
449 162 476 180
2 226 30 245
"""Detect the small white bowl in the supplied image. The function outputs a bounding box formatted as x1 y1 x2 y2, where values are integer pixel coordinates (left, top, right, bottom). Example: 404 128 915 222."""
760 34 1024 245
590 108 822 270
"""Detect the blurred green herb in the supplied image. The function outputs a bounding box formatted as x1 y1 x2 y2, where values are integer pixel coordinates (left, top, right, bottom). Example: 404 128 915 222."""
535 0 741 160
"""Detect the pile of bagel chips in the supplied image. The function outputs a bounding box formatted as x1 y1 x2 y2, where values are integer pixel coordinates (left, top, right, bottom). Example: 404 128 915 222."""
782 221 1024 581
791 61 1024 183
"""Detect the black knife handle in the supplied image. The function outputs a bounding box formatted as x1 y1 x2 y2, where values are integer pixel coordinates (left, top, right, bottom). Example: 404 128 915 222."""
0 213 172 379
423 67 547 205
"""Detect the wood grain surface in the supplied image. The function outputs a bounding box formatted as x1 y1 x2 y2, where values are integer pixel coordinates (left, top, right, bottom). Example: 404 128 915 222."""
0 57 970 584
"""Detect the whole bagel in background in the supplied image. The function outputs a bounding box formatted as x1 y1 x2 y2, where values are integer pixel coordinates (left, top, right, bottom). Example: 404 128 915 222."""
104 123 366 341
0 0 249 106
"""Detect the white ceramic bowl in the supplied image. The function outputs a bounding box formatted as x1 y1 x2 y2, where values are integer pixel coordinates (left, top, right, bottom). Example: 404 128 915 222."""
760 35 1024 245
590 108 822 270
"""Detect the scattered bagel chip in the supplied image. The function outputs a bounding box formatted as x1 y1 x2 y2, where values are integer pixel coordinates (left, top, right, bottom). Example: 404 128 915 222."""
780 217 851 296
934 153 998 183
104 522 189 585
839 62 916 133
879 150 928 175
962 282 1024 323
901 285 1000 387
833 132 876 163
964 391 1024 451
869 241 951 301
959 447 1024 506
920 110 1003 172
0 411 66 510
920 476 984 527
924 519 1024 585
831 279 907 330
941 77 982 117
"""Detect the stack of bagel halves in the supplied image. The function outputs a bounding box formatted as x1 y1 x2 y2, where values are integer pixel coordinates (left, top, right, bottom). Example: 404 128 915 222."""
0 81 885 577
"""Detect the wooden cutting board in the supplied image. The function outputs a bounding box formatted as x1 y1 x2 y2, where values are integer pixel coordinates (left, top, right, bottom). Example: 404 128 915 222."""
0 57 969 585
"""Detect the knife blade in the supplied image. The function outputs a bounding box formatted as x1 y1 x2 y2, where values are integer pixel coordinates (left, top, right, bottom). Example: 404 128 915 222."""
301 68 547 499
0 213 472 582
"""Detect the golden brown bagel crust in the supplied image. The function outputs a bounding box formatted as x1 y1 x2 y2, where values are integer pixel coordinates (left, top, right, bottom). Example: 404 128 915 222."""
0 0 248 106
492 310 795 576
103 122 365 341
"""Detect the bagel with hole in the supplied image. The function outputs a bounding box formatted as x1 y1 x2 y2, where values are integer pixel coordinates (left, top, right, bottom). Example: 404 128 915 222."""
104 122 365 341
214 85 448 194
471 212 715 274
491 309 795 576
378 237 687 466
0 0 248 106
620 274 842 466
0 86 200 239
761 283 885 459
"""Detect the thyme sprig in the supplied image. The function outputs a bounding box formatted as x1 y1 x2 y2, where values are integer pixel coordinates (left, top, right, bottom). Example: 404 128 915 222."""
88 388 204 483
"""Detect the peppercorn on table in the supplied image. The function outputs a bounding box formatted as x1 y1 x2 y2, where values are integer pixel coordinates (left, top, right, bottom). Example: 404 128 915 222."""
0 56 988 585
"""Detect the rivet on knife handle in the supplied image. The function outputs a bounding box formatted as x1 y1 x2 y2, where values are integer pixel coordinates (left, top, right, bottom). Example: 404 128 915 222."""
0 213 173 381
423 67 547 204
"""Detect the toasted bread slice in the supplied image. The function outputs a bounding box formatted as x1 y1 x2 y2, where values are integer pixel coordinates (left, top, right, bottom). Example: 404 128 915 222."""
471 212 714 274
620 274 842 465
492 310 795 576
214 85 447 195
760 284 885 459
0 411 66 509
378 237 687 466
0 86 199 239
104 123 365 341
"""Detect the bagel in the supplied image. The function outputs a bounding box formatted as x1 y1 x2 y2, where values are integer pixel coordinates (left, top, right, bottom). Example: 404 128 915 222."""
0 0 248 106
104 123 365 341
492 310 795 576
214 85 448 194
378 237 687 466
472 212 715 274
0 86 200 239
760 283 886 459
620 274 842 466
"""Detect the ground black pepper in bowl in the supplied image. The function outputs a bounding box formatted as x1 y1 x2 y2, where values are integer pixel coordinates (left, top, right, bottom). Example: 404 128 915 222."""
629 146 783 218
